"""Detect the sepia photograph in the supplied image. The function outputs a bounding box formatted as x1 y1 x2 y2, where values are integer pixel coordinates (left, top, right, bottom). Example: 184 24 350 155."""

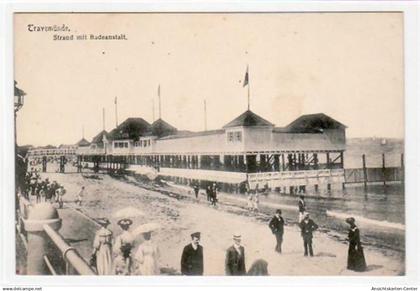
11 11 408 279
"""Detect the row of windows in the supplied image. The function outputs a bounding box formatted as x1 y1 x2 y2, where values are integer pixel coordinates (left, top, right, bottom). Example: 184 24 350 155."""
114 142 129 148
134 140 151 147
227 131 242 143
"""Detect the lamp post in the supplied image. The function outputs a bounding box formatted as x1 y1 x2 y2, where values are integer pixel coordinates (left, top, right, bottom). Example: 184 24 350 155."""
14 81 26 196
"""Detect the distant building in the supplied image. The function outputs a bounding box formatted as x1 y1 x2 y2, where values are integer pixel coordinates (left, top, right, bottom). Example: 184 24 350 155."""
76 110 346 193
27 144 77 160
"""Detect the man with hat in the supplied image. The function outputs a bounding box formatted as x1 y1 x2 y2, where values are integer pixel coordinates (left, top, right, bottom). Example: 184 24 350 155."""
181 232 204 275
269 209 285 253
299 213 318 257
225 233 246 275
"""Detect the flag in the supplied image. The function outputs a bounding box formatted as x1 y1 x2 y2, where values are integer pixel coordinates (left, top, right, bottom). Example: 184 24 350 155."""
158 84 160 97
243 65 249 87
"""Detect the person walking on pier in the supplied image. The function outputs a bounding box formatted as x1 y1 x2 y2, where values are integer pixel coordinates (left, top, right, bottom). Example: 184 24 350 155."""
253 193 260 213
181 232 204 275
299 213 318 257
92 218 113 275
345 217 367 272
269 209 285 253
225 233 246 276
206 186 212 202
298 195 306 223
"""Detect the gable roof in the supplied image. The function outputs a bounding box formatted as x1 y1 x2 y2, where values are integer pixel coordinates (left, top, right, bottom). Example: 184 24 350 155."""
149 118 177 137
223 110 274 128
284 113 347 133
108 118 151 141
91 130 110 144
76 138 90 147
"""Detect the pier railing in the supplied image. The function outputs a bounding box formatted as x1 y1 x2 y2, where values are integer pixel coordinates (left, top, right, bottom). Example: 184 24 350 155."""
16 196 96 275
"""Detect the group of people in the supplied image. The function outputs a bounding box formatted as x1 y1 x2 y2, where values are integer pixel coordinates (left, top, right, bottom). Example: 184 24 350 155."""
180 232 268 276
22 168 66 208
246 192 260 213
267 195 367 272
91 218 160 276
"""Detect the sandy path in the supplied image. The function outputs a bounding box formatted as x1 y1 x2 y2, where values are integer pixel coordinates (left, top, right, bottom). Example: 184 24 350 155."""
40 172 404 276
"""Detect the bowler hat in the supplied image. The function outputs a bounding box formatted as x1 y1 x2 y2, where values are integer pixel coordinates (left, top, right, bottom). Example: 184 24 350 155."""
117 218 133 228
191 232 201 239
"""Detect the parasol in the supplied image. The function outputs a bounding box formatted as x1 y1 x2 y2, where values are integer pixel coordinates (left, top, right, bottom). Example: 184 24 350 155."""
112 206 145 218
131 222 161 236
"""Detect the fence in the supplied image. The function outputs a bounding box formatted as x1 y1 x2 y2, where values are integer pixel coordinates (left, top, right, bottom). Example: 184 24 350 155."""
16 196 96 275
344 153 404 187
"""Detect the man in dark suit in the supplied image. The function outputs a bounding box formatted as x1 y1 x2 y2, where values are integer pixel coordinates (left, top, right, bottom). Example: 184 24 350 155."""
181 232 204 275
225 233 246 275
269 209 285 253
299 213 318 257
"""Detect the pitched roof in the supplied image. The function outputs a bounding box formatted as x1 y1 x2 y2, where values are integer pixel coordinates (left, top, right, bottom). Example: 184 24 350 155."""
284 113 347 133
223 110 274 128
76 138 90 147
108 118 151 141
91 130 109 144
149 118 177 137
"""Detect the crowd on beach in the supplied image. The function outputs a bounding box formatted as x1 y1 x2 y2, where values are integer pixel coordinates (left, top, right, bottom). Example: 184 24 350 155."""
89 192 367 276
19 167 368 276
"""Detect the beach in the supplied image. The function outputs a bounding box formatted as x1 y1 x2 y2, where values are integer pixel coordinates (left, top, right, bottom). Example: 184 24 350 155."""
37 169 405 276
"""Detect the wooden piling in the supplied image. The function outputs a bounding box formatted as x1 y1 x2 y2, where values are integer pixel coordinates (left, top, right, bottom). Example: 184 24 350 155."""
401 153 405 185
362 154 367 191
382 153 386 187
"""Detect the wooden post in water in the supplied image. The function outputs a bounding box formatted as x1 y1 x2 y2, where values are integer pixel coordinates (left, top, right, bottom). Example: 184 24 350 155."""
382 153 386 188
401 153 405 186
362 154 367 191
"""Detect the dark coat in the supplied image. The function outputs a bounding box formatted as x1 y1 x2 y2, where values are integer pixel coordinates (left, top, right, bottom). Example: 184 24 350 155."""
298 199 306 213
299 219 318 239
181 243 203 275
269 215 284 235
225 245 246 275
347 226 367 272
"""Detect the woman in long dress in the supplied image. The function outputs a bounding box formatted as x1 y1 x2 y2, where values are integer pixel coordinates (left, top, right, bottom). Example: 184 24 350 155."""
345 217 367 272
134 231 160 275
92 218 113 275
113 218 135 275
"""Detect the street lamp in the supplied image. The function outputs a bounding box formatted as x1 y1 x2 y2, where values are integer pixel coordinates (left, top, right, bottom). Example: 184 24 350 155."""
14 80 26 112
14 81 27 198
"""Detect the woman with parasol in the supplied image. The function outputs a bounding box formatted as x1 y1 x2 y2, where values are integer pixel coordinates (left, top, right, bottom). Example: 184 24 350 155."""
345 217 367 272
132 223 161 275
92 218 113 275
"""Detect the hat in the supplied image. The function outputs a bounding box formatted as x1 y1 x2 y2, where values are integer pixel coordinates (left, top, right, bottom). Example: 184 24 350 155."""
345 217 355 224
97 218 111 227
276 209 282 214
191 232 201 239
117 218 133 228
304 212 310 218
233 233 242 240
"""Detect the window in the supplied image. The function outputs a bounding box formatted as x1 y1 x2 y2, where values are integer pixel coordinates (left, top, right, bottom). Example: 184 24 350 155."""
227 131 242 143
227 132 234 142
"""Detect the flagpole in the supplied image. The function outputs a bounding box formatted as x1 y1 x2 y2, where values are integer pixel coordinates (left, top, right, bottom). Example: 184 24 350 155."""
247 65 250 111
204 99 207 131
152 99 155 122
158 85 161 119
102 107 105 131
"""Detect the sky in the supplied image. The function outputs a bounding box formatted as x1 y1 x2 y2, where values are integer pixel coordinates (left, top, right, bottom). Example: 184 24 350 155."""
14 13 404 146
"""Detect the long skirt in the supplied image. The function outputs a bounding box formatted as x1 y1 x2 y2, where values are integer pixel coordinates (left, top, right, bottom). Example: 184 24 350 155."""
96 244 113 275
347 244 367 272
